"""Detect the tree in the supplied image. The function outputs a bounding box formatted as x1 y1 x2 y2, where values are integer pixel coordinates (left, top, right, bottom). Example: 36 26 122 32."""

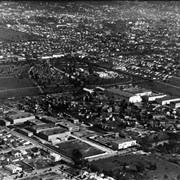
164 174 169 180
72 149 83 166
177 174 180 180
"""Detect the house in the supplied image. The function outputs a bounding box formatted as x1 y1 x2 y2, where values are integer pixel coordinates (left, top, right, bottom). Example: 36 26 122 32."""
5 164 22 174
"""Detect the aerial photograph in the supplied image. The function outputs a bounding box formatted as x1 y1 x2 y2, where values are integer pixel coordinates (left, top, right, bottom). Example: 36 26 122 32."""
0 0 180 180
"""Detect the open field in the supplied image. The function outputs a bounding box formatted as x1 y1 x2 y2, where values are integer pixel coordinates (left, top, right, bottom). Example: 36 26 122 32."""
167 76 180 87
0 77 34 90
0 27 39 42
139 80 180 97
90 154 180 180
0 77 40 98
57 139 104 158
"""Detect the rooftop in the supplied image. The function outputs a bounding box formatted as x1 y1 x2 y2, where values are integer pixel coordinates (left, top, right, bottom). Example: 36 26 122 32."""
32 123 55 131
106 87 133 98
40 116 61 123
123 86 151 95
7 111 34 119
40 127 67 136
91 134 135 147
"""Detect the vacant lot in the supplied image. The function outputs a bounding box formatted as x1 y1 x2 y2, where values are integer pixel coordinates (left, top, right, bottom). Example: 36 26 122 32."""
57 139 104 158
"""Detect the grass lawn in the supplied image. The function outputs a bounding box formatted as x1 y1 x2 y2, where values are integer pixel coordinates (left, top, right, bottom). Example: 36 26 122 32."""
57 139 104 158
0 77 34 90
0 77 40 98
91 154 180 180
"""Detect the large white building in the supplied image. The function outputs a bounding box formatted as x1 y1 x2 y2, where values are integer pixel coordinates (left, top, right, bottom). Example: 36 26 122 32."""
129 95 142 103
148 94 167 102
39 127 70 143
5 164 22 174
157 97 180 106
111 138 137 150
6 111 35 124
50 152 61 162
91 134 137 151
107 86 153 104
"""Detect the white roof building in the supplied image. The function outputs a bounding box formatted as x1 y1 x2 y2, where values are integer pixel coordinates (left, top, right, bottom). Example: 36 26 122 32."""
5 164 22 174
6 111 35 124
129 95 142 103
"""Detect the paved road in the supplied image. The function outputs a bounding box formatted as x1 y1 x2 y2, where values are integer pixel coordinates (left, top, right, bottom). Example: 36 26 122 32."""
11 130 73 164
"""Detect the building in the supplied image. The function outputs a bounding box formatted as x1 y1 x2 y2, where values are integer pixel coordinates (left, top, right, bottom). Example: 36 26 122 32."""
90 134 137 151
170 101 180 109
81 171 115 180
95 86 105 92
6 111 35 124
68 117 79 124
28 118 45 126
83 88 94 94
148 93 167 102
38 116 61 125
5 164 22 174
107 86 155 103
50 152 61 162
111 138 137 150
38 116 79 132
129 95 142 103
16 128 33 137
38 127 70 142
157 97 180 106
30 123 58 133
106 87 133 100
124 86 152 97
56 120 79 132
0 119 11 126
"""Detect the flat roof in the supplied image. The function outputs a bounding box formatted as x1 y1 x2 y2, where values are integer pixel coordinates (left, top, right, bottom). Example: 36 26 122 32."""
107 87 133 98
30 119 45 125
57 120 77 128
149 92 166 97
20 128 33 134
41 116 61 123
157 96 180 102
92 134 135 146
40 127 67 136
8 111 34 119
124 86 151 94
32 123 55 131
112 138 136 144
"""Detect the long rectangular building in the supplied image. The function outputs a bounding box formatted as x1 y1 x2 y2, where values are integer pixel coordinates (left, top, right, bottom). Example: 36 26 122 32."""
38 127 70 142
6 111 35 124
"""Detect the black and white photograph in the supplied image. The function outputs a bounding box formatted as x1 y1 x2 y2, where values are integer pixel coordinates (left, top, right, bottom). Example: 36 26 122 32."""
0 1 180 180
